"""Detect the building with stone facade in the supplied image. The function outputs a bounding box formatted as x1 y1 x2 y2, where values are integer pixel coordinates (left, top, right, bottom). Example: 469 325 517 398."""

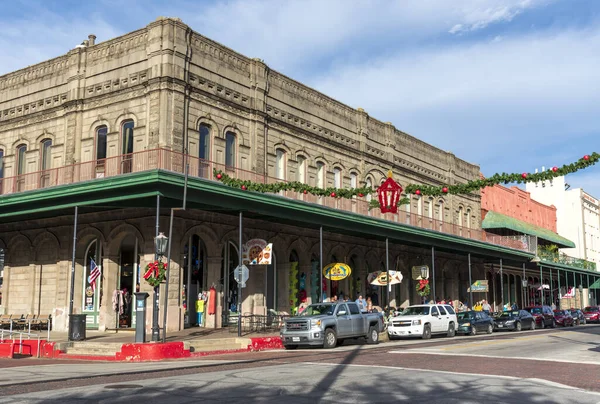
1 18 596 334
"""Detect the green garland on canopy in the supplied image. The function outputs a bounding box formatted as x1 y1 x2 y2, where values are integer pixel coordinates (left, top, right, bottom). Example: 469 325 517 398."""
404 153 599 197
213 152 599 202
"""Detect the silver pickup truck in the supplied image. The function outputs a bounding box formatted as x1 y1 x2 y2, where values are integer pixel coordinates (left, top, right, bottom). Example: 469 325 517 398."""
280 302 384 349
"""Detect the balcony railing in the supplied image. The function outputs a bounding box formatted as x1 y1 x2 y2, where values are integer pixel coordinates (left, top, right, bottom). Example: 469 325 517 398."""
0 148 532 253
538 249 597 271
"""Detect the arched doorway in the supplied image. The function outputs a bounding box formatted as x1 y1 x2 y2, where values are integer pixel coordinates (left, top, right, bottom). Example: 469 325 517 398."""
117 235 139 329
82 240 103 329
221 241 239 327
183 234 207 328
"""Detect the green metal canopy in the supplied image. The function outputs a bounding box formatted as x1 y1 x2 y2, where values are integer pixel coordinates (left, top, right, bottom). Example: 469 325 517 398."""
590 278 600 289
482 211 576 249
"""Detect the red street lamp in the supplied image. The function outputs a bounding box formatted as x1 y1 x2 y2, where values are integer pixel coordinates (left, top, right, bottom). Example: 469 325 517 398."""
377 171 403 214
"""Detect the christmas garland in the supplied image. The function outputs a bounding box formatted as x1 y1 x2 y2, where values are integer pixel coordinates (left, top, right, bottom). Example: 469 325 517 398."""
416 279 430 297
143 260 167 287
213 152 599 201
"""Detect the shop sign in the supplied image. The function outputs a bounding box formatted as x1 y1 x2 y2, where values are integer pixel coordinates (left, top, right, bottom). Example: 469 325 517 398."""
468 280 488 292
242 239 273 265
323 263 352 281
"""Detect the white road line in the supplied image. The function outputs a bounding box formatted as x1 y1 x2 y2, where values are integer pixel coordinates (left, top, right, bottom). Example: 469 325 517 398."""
299 362 600 396
387 350 600 365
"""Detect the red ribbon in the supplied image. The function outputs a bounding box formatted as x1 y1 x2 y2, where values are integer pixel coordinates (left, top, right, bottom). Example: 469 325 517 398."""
143 261 166 280
418 279 429 290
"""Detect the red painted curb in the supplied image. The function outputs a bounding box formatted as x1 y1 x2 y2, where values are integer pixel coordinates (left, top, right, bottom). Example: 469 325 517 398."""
10 336 284 362
249 336 284 351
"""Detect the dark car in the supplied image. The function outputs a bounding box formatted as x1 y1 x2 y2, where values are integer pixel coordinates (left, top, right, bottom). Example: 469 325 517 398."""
569 309 586 325
583 306 600 323
494 310 536 331
553 310 574 327
524 305 556 328
457 310 494 335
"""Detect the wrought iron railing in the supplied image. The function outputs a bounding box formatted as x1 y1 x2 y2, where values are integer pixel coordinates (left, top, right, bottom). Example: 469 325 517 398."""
0 148 532 253
537 249 597 271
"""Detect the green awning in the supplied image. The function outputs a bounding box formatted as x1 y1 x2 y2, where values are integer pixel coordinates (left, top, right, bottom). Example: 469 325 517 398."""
590 279 600 289
482 211 576 249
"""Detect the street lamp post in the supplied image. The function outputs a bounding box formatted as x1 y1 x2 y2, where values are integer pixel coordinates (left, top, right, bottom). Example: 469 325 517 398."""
578 284 584 310
152 232 168 342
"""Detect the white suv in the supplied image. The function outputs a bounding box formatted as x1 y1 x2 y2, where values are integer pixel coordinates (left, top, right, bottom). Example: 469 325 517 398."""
387 304 457 340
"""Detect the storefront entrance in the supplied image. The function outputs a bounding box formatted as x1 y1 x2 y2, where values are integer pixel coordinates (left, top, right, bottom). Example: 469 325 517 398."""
117 235 139 329
183 235 207 327
82 240 102 329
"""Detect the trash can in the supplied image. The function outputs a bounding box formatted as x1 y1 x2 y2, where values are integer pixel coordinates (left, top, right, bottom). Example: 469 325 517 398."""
68 314 87 341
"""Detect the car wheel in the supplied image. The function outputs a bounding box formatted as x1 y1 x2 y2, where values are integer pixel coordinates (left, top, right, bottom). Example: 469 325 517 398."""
323 328 337 349
582 319 586 325
552 319 557 328
486 324 493 334
422 324 432 340
516 321 522 332
284 345 298 350
470 326 477 336
540 320 545 329
447 322 456 338
367 326 379 344
530 321 536 331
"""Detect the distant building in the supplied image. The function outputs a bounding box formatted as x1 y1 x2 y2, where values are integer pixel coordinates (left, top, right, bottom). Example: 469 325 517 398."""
526 174 600 268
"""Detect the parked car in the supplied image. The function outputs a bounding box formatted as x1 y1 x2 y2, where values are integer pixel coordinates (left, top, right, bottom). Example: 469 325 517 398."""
281 302 384 349
553 310 574 327
457 310 494 335
568 309 586 325
494 310 536 331
387 304 457 340
524 305 556 328
583 306 600 323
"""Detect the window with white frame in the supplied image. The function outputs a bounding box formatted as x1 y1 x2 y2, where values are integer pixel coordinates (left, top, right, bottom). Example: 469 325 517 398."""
366 178 372 202
121 120 134 155
317 162 325 188
427 198 433 218
458 206 464 227
40 139 52 171
438 200 444 221
96 126 108 160
16 144 27 175
276 149 286 180
350 172 357 188
466 208 471 229
225 132 236 168
334 167 342 188
297 156 306 183
199 124 211 161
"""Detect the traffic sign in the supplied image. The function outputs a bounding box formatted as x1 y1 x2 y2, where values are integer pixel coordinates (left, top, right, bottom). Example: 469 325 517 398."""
234 264 249 286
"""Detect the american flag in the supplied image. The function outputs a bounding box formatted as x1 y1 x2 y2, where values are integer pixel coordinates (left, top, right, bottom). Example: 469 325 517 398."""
88 259 101 292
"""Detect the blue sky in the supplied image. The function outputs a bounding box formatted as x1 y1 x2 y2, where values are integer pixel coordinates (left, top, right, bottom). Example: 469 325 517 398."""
1 0 599 197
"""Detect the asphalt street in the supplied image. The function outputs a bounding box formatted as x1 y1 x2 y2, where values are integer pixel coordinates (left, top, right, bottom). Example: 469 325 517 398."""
0 324 599 403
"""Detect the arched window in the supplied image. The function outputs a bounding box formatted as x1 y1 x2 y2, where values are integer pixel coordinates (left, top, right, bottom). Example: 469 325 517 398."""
96 126 108 161
297 156 306 183
0 148 4 182
316 162 325 188
427 197 433 219
366 178 373 202
466 208 471 229
276 149 286 180
225 131 236 168
121 120 134 155
40 139 52 188
350 172 357 188
333 167 342 188
82 239 103 326
438 200 444 222
40 139 52 171
199 124 210 161
458 206 464 227
16 144 27 175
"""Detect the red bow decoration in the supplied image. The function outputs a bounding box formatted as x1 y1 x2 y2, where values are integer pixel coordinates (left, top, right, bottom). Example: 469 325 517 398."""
418 279 429 291
144 261 167 280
